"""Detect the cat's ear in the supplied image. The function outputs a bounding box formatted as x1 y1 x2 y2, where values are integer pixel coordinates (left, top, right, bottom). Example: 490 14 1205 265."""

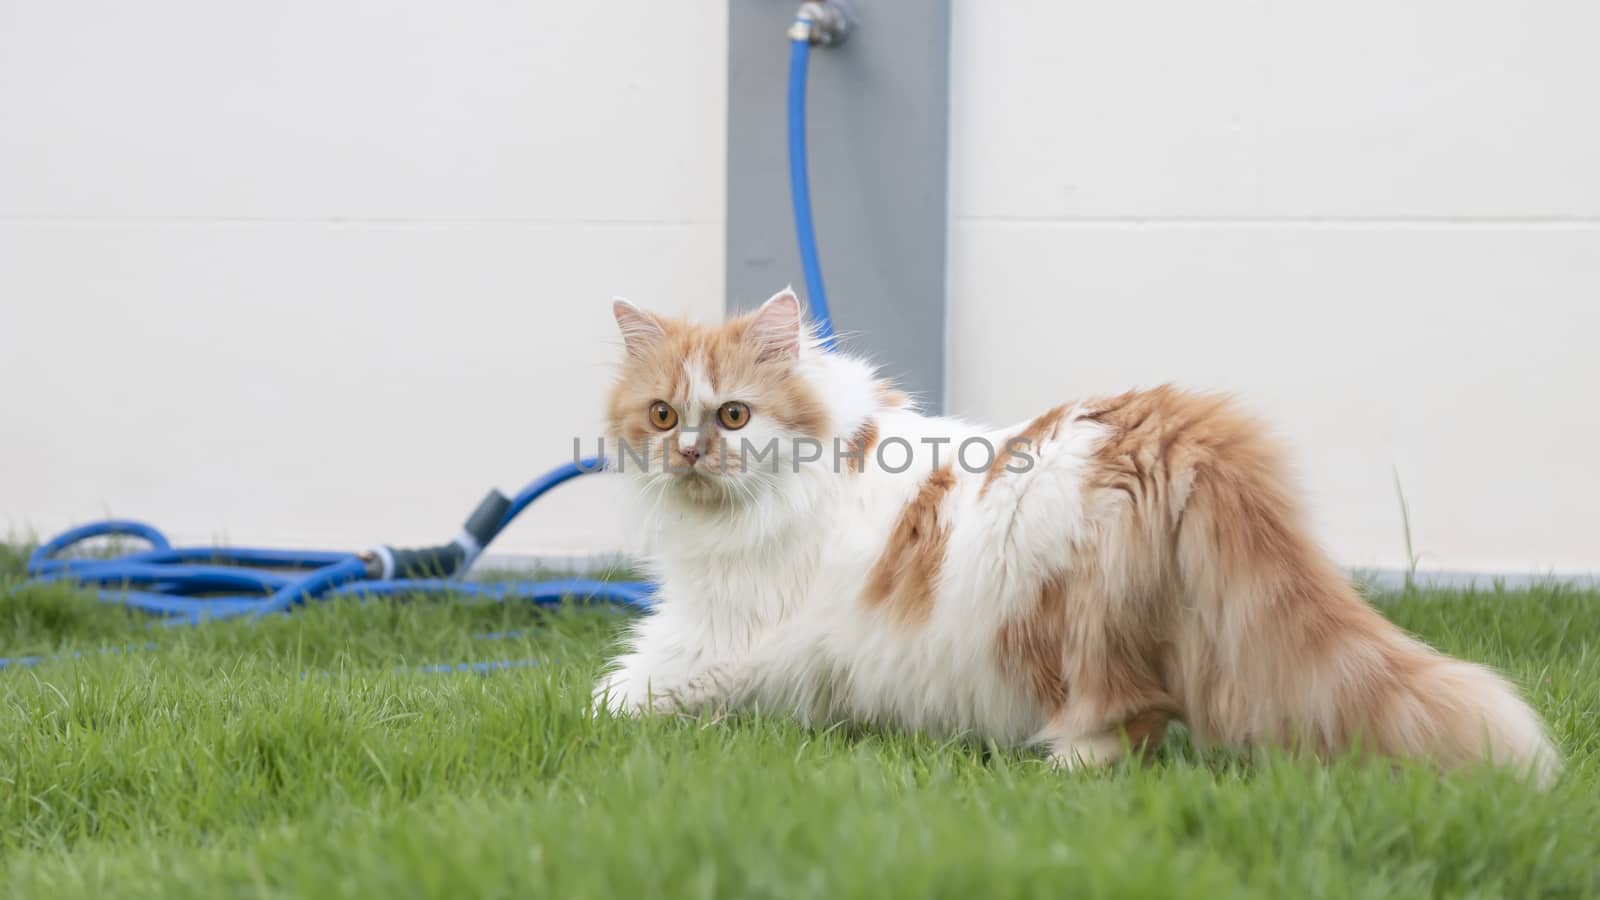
613 299 666 360
749 288 803 362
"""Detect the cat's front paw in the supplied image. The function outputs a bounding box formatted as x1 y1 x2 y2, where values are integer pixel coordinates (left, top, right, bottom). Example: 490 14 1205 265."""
592 669 681 718
591 672 645 717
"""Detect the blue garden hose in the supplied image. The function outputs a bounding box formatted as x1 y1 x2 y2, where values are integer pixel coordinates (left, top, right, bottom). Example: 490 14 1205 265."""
23 458 654 626
13 6 843 637
787 30 835 348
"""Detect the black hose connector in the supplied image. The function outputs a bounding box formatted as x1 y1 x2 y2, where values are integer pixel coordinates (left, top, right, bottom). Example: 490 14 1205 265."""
462 489 512 549
364 489 513 580
387 543 467 580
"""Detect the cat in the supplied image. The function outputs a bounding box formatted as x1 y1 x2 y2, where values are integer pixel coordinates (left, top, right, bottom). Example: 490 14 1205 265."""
593 288 1560 785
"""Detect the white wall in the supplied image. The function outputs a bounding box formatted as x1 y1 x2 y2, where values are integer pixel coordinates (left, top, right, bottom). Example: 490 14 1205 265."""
947 0 1600 575
1 1 726 556
5 1 1596 576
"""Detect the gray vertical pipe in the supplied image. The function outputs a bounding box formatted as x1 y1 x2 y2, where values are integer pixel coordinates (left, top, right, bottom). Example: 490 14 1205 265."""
725 0 951 412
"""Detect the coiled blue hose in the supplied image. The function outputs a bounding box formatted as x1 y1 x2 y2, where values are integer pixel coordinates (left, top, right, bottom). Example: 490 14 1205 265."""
14 21 836 634
23 459 654 626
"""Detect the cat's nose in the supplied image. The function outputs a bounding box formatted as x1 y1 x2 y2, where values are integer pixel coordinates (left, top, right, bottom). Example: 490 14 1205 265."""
680 445 701 466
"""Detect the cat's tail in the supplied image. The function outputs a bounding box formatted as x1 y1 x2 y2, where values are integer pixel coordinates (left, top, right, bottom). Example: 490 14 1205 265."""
1152 391 1561 786
1350 640 1563 787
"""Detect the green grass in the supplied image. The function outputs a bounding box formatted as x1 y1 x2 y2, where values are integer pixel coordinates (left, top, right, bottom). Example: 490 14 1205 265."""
2 551 1597 899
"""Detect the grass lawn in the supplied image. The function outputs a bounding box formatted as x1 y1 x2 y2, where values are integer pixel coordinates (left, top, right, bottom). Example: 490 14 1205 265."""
2 546 1597 899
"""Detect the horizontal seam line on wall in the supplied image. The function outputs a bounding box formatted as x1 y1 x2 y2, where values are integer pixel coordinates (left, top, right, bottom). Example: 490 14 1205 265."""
9 216 1594 227
477 554 1599 585
957 216 1600 227
0 216 723 227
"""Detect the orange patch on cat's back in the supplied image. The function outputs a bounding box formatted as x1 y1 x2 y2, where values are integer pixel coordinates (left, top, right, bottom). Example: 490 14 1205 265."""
863 465 956 626
979 404 1070 498
844 420 879 474
1078 385 1387 744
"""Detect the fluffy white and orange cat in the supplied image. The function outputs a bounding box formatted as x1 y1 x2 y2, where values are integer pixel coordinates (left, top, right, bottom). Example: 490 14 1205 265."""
594 289 1559 784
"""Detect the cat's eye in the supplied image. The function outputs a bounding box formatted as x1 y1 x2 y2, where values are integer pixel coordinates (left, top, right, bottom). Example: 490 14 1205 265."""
648 401 678 430
716 401 751 430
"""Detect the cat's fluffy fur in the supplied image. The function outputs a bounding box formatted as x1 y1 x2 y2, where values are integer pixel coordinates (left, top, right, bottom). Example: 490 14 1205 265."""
595 290 1560 784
